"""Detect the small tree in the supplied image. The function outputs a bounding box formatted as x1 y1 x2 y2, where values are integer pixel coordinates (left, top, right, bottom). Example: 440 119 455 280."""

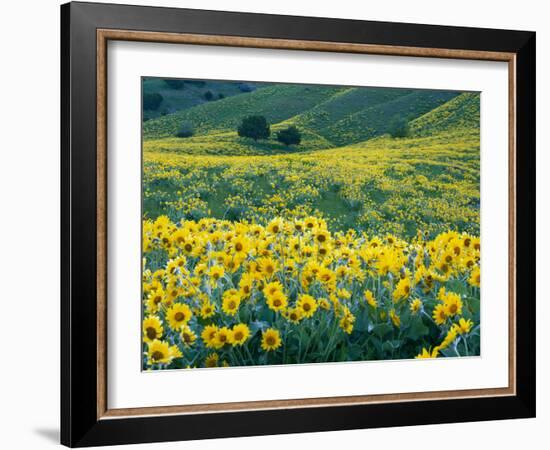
175 120 194 138
143 93 163 111
164 79 185 89
238 83 255 93
204 90 214 101
388 117 410 138
276 125 302 146
237 115 270 141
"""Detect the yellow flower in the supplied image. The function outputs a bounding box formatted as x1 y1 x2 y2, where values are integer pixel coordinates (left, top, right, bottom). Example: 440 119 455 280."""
258 257 279 279
261 328 282 351
231 323 250 346
142 315 163 343
469 266 480 287
146 339 181 366
214 326 232 348
200 302 216 319
319 298 331 310
266 290 288 312
409 299 422 314
364 289 377 308
432 304 447 325
443 292 463 317
304 216 317 230
166 303 192 330
180 326 197 346
317 267 336 285
266 217 284 234
239 272 255 297
315 229 330 244
297 294 318 318
415 347 439 359
285 307 303 324
339 306 355 334
264 280 284 297
393 277 412 302
146 288 165 314
208 265 225 283
336 288 351 300
222 293 241 316
453 318 474 334
201 325 219 348
438 327 458 350
232 235 250 256
389 309 401 328
205 352 219 368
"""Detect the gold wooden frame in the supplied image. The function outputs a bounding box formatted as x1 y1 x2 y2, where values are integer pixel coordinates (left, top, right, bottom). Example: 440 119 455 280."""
96 29 516 420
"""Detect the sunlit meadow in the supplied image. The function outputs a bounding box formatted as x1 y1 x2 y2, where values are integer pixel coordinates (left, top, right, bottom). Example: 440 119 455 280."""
141 79 481 370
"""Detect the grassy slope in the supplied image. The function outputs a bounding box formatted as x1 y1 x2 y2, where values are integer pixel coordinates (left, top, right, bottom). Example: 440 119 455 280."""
143 84 477 158
144 128 334 156
409 92 480 137
323 89 461 145
283 87 412 136
142 78 268 120
143 129 480 235
142 84 480 237
143 84 345 139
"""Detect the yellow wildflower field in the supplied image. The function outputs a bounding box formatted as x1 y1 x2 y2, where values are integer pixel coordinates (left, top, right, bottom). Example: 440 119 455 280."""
141 79 480 369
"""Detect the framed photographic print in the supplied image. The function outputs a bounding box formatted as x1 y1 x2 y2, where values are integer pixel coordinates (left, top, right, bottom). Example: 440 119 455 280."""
61 1 536 447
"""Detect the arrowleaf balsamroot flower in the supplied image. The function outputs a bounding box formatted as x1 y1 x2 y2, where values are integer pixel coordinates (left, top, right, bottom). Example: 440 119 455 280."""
261 328 282 351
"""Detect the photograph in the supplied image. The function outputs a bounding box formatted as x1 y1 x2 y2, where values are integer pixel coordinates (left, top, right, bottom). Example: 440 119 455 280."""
141 78 481 370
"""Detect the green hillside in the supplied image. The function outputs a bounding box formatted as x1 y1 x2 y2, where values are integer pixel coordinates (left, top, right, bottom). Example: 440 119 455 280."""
409 92 480 137
142 78 269 120
143 84 344 139
322 89 461 145
142 81 476 157
285 87 412 136
144 127 334 156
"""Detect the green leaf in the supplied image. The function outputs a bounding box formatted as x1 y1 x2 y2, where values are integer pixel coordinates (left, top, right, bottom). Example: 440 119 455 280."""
405 316 430 341
371 323 393 339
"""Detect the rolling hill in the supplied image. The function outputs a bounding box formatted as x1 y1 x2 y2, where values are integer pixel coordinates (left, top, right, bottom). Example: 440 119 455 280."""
142 81 478 157
409 92 480 137
142 78 269 120
143 84 344 140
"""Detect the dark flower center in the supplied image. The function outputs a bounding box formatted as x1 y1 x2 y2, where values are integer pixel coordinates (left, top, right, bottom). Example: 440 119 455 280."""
146 327 157 340
152 351 164 361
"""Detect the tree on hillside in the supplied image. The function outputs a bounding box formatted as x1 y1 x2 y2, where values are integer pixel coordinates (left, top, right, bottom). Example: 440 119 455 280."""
388 116 410 138
164 79 185 89
276 125 302 146
175 120 195 138
204 90 214 101
237 115 270 141
143 93 163 111
238 83 255 93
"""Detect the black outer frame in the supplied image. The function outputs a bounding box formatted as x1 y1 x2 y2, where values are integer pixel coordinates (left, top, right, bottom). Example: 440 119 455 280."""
61 1 536 447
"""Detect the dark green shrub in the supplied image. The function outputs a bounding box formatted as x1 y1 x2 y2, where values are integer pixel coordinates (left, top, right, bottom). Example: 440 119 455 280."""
388 117 410 138
175 120 194 138
143 93 163 110
237 115 270 141
276 125 302 146
238 83 255 93
204 90 214 101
